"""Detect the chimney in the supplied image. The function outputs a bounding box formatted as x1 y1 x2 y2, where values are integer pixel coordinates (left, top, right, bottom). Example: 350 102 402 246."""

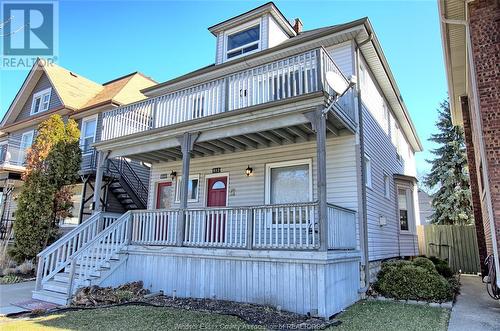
293 18 303 34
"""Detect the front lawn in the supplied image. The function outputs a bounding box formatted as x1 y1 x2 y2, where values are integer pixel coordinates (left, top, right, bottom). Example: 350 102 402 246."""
0 305 259 331
0 300 450 331
333 300 450 331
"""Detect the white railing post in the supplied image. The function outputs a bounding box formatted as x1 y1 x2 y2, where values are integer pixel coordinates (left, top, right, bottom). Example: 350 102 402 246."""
246 208 253 249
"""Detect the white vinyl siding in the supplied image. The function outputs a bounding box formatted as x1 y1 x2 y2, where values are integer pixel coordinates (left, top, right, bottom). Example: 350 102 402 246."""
267 15 288 48
147 136 359 213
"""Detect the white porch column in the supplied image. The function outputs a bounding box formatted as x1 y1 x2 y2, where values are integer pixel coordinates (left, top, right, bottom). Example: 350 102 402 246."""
176 132 199 246
92 151 106 214
306 108 328 251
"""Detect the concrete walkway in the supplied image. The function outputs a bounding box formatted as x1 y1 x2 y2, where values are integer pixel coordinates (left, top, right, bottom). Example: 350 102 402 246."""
0 281 35 316
448 275 500 331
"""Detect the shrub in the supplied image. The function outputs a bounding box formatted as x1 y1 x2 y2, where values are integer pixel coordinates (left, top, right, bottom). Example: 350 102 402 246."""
16 260 35 275
426 256 454 278
0 274 22 284
375 262 453 302
115 290 134 302
413 257 436 273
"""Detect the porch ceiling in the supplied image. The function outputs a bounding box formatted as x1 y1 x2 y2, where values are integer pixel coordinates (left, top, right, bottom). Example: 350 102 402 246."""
129 112 346 163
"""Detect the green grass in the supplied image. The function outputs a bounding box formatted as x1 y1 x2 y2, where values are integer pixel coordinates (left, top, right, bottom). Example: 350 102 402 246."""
0 306 259 331
0 300 450 331
332 300 450 331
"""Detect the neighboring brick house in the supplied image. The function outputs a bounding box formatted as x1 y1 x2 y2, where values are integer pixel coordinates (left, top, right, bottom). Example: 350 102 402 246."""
438 0 499 279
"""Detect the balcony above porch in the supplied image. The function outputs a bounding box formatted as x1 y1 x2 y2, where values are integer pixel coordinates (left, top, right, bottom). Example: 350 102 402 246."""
100 47 356 145
0 139 27 174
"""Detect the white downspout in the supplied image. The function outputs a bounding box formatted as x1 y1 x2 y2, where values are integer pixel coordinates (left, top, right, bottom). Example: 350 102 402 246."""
439 0 500 286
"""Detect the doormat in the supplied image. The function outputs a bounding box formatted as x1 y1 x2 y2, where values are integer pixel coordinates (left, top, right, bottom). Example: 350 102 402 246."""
12 299 59 311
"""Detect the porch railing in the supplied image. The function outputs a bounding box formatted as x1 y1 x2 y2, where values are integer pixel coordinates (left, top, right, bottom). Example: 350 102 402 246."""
327 203 357 250
184 207 249 248
130 209 180 245
128 202 355 250
101 47 353 141
0 140 28 167
35 212 120 291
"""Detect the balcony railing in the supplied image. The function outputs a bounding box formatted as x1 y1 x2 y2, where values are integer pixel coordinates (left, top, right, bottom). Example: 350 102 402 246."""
127 202 357 250
0 140 28 168
101 47 354 141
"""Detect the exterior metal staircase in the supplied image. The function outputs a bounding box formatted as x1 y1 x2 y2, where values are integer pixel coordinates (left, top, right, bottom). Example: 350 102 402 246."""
33 212 131 305
106 158 148 210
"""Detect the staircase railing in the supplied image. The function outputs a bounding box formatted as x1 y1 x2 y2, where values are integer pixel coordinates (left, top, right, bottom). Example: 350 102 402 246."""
67 211 132 295
35 212 121 291
107 158 148 208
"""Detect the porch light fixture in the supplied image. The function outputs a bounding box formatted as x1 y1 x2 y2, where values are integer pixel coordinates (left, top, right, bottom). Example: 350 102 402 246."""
245 165 253 177
170 171 177 181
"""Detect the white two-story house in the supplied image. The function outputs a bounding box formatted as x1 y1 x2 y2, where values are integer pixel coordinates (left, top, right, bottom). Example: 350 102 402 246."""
33 3 422 318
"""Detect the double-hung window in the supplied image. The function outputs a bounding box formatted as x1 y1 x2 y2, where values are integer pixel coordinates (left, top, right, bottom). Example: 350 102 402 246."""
398 188 410 231
20 130 34 164
30 88 52 115
226 24 260 60
80 116 97 154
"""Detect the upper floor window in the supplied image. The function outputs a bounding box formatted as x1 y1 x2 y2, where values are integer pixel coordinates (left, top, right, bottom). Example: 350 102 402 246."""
226 24 260 60
364 154 372 188
80 116 97 154
384 173 390 199
30 88 51 115
20 130 34 164
175 175 200 203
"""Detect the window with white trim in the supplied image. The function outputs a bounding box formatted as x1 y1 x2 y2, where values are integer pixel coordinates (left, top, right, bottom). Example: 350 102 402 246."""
20 130 34 163
30 88 52 115
382 102 390 135
226 24 260 60
80 116 97 154
265 159 312 204
175 175 200 203
364 154 372 188
384 173 390 199
398 188 410 231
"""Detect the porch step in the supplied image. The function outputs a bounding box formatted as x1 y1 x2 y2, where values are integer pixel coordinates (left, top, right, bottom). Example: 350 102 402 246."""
42 280 69 294
53 272 98 283
32 289 68 306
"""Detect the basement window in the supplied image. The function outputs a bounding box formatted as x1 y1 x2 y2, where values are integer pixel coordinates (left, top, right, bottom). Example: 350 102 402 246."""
226 24 260 60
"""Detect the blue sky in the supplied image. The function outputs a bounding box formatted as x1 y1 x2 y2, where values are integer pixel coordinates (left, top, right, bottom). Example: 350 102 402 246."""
0 0 447 177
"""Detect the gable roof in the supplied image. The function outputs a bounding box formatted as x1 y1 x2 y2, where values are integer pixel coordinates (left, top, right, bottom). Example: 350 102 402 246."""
81 72 156 110
1 59 156 127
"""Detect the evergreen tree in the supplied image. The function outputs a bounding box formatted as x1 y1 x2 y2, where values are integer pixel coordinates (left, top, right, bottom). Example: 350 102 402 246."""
424 100 473 225
10 115 81 261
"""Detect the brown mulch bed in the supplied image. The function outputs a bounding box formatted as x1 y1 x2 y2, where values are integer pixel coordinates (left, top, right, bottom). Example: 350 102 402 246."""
69 281 339 329
145 295 338 329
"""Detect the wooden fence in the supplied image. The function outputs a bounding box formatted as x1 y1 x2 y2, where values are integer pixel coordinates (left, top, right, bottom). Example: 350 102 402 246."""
417 225 480 274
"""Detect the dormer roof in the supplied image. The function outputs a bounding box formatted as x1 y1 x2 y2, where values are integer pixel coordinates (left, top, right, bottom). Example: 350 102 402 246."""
208 2 296 38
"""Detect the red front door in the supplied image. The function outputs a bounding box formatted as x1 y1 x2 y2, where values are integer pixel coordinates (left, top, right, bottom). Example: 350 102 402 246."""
206 177 227 242
207 177 227 207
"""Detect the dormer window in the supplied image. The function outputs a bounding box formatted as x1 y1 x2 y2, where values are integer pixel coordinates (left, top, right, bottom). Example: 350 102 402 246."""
30 87 51 115
226 24 260 60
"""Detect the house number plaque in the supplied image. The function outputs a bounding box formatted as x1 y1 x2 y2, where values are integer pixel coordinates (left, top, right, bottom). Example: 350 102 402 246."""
212 167 221 174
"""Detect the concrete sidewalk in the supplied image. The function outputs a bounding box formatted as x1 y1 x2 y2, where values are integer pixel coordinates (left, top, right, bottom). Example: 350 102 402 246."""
448 275 500 331
0 281 35 316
